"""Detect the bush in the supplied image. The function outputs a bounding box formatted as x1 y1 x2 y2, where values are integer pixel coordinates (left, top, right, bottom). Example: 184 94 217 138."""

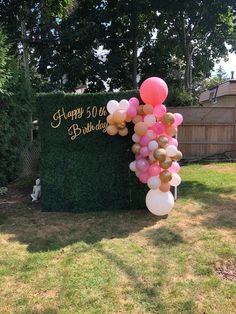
165 88 194 107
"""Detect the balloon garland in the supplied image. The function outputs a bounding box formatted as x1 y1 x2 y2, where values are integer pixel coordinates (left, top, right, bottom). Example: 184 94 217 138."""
106 77 183 216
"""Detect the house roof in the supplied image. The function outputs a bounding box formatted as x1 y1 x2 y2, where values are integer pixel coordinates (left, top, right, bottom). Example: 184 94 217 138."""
199 80 236 103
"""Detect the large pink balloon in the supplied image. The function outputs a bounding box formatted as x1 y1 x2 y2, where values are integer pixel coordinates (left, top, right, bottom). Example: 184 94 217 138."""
140 77 168 105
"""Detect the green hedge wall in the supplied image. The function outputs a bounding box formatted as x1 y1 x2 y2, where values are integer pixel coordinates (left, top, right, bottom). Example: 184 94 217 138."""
37 90 148 212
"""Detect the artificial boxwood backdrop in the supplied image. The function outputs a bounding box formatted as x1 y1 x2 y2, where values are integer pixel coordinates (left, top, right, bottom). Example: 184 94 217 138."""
37 90 148 212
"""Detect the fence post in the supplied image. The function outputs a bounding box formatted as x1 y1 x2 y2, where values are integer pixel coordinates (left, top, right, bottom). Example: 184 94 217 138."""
233 106 236 158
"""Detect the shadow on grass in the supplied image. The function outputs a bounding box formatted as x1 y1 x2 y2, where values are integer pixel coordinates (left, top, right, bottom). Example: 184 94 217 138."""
145 227 184 248
179 180 236 229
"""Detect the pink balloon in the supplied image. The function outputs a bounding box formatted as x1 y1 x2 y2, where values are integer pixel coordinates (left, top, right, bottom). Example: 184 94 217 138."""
139 172 150 184
140 77 168 105
155 122 165 135
168 137 178 147
153 104 167 118
140 135 150 146
169 162 180 173
140 146 149 157
135 154 143 161
173 113 183 126
148 163 161 176
136 159 149 172
127 106 137 118
146 129 156 140
129 97 140 109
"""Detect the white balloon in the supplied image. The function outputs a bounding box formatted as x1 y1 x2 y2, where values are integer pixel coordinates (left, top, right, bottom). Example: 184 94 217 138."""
146 130 156 140
129 161 136 172
119 99 130 111
144 114 156 127
166 145 178 157
170 173 181 186
147 176 161 189
146 189 174 216
132 133 140 143
107 100 119 114
148 140 158 151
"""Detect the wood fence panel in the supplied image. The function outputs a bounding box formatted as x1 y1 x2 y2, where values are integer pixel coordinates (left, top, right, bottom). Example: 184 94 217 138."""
168 106 236 159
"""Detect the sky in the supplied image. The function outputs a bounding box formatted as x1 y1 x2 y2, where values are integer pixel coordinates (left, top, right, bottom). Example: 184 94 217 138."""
212 48 236 78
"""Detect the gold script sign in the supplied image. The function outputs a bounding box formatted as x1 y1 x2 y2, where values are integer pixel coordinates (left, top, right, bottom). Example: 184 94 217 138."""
50 106 108 140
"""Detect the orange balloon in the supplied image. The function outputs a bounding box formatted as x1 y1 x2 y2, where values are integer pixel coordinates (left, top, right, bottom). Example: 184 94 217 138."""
143 104 153 115
137 105 144 115
106 125 118 136
113 110 126 123
159 182 171 192
132 115 143 124
134 122 148 136
119 127 128 136
106 114 115 125
165 126 177 137
125 116 132 123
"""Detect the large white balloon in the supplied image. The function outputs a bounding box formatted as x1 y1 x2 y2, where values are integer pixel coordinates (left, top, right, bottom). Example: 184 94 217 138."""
170 173 181 186
119 99 130 111
146 189 174 216
107 100 119 114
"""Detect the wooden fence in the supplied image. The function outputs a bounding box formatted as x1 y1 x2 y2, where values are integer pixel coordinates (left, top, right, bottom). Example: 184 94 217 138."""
169 106 236 159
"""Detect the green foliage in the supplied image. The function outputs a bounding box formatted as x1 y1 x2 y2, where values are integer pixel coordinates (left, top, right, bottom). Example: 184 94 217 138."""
37 90 147 212
166 88 194 107
0 28 31 185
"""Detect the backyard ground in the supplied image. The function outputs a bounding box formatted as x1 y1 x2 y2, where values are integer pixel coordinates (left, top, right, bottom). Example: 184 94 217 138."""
0 163 235 314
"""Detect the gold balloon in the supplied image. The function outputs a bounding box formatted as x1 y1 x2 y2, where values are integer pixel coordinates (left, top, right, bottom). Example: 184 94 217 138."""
157 135 169 148
153 148 166 162
137 105 144 115
172 150 183 161
143 104 153 115
159 182 171 192
113 109 126 123
106 125 118 136
116 122 126 129
162 113 175 126
160 170 172 183
132 143 141 155
119 127 128 136
160 157 172 169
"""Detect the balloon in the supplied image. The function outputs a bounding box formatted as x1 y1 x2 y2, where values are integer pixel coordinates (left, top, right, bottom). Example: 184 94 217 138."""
159 182 171 192
118 127 128 136
127 106 137 118
140 146 149 157
146 189 174 216
173 113 183 126
157 135 169 148
129 97 139 108
116 122 126 129
140 77 168 105
169 162 180 173
144 114 156 127
148 140 158 151
140 135 150 146
160 157 172 169
129 161 136 172
153 148 166 162
155 122 165 134
132 143 141 154
107 100 119 114
160 170 172 183
132 133 140 143
147 176 161 189
106 114 115 125
148 151 156 162
132 115 143 124
170 173 181 186
146 129 156 140
119 99 130 111
153 104 167 118
172 150 183 161
165 126 177 137
134 122 148 136
136 159 149 172
137 105 144 115
107 125 118 136
166 145 178 157
143 104 154 115
125 116 132 123
168 137 178 147
162 113 175 126
113 109 126 123
139 172 150 184
148 163 161 176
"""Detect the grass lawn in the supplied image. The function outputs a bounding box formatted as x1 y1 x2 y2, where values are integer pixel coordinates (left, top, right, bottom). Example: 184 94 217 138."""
0 163 235 314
